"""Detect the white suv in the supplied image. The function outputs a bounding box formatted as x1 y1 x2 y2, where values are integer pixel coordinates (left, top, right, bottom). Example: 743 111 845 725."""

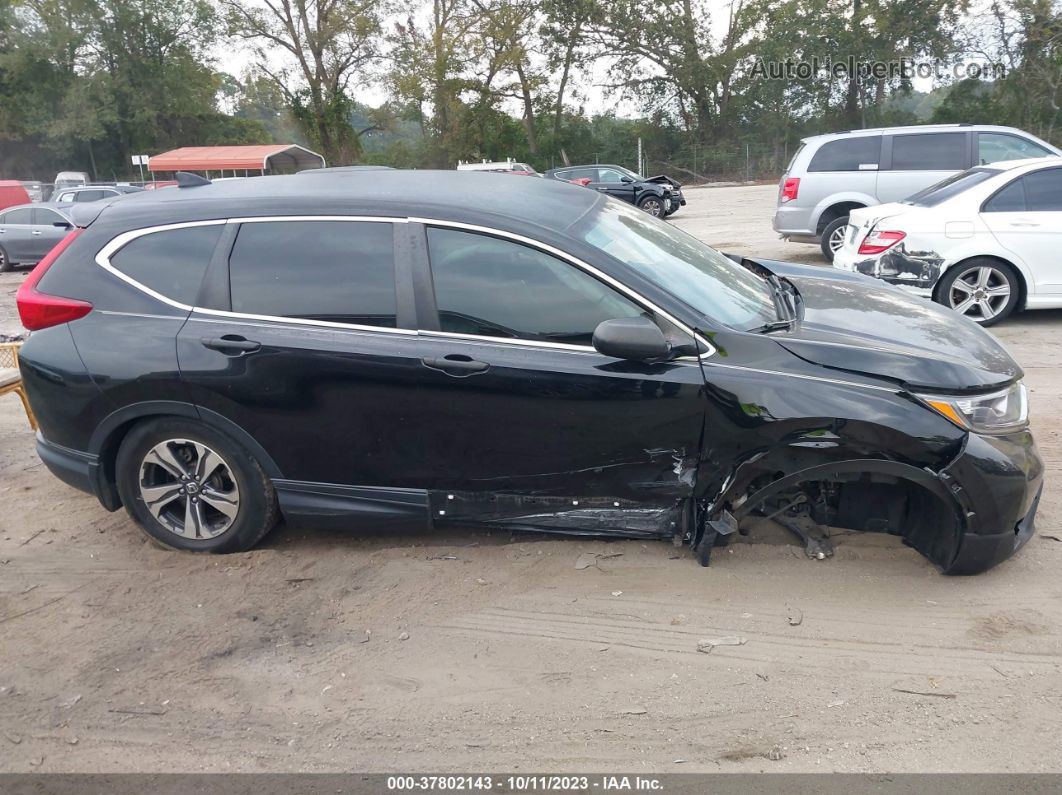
772 124 1060 261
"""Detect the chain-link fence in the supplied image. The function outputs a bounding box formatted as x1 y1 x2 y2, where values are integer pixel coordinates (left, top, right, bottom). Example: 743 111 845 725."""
643 142 796 185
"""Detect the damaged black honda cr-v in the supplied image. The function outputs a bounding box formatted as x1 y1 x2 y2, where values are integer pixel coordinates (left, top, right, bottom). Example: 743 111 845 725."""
16 170 1042 574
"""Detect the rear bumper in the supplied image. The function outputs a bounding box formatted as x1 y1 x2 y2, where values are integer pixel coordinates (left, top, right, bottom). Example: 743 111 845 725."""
36 432 119 510
940 430 1043 575
772 205 816 239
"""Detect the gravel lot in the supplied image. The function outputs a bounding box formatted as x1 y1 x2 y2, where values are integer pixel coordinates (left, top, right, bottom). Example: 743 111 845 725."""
1 185 1061 774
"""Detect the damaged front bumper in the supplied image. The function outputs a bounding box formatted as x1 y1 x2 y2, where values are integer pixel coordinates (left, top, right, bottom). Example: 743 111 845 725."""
939 429 1043 574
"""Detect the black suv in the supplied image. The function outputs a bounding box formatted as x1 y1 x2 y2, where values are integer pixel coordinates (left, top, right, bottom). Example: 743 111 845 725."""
544 164 685 217
16 171 1041 574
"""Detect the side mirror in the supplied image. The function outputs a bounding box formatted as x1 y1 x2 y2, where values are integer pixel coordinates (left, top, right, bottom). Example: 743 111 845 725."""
593 317 671 361
620 176 634 183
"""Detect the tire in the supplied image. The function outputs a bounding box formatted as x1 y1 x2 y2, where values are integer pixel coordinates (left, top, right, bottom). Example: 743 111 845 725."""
819 216 849 262
0 246 12 273
934 258 1020 326
638 194 666 218
115 417 279 552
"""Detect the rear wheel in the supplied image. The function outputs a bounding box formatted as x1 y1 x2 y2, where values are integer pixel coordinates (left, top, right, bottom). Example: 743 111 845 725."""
935 259 1019 326
638 194 666 218
115 418 278 552
819 216 849 262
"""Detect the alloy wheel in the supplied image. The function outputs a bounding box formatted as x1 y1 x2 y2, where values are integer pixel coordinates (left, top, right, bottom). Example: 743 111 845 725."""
641 198 663 217
828 224 847 254
947 265 1011 322
138 439 240 539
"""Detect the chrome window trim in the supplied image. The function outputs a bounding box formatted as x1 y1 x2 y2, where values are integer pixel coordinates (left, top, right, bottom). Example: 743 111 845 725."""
94 214 717 357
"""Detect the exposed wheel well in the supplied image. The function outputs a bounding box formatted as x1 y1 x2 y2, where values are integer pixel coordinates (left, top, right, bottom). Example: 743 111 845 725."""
816 202 865 235
933 255 1028 311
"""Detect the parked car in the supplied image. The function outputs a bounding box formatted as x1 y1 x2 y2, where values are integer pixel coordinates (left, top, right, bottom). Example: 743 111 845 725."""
0 181 32 212
0 203 73 272
773 124 1060 262
544 165 685 218
833 157 1062 326
457 160 539 175
53 185 144 204
21 181 45 202
16 171 1040 574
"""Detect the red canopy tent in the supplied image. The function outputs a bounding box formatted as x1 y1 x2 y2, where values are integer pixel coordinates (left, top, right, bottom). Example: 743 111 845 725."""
147 144 325 176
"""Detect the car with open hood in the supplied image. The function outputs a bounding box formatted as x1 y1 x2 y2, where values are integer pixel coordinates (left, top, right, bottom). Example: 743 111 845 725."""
833 157 1062 325
544 164 685 217
15 170 1040 574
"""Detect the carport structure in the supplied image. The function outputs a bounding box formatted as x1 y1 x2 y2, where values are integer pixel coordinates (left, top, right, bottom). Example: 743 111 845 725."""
147 144 325 178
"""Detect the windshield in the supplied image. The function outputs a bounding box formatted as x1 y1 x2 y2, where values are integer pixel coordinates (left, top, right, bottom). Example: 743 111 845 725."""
571 199 777 330
904 168 1001 207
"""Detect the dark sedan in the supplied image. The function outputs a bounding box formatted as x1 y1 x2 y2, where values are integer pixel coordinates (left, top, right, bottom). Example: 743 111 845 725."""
544 164 686 217
0 203 73 272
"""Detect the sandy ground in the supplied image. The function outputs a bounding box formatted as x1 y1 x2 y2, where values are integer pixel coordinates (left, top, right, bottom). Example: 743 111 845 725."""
1 185 1062 774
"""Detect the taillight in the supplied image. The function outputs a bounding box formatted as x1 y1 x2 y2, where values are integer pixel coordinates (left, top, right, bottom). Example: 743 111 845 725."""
858 229 906 255
16 228 93 331
780 177 799 203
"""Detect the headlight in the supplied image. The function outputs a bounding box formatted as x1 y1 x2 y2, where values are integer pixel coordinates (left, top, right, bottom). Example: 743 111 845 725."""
918 381 1028 434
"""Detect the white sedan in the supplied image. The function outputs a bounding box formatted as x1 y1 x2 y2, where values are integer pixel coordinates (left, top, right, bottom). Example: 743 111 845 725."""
832 157 1062 325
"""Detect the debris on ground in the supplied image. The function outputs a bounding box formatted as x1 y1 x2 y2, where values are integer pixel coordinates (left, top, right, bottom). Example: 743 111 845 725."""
611 590 623 596
696 636 747 653
398 631 410 641
574 551 623 570
892 688 957 699
620 707 648 715
786 605 803 626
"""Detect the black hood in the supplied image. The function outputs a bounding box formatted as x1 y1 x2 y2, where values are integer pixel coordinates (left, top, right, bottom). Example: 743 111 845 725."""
744 257 1022 392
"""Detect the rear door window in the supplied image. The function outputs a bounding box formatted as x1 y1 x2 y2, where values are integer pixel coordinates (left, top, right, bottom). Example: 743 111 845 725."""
426 226 644 346
1021 169 1062 211
807 137 880 171
109 224 223 305
890 133 967 170
228 220 397 327
2 208 33 224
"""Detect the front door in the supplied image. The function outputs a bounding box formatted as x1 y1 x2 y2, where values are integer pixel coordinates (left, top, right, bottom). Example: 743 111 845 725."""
592 167 638 204
0 207 36 263
177 218 429 500
408 223 707 536
980 167 1062 294
28 207 70 262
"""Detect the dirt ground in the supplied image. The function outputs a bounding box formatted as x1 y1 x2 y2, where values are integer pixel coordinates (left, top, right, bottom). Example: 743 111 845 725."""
2 185 1062 774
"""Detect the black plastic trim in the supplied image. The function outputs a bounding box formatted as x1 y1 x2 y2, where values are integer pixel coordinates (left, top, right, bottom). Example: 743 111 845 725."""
274 480 429 530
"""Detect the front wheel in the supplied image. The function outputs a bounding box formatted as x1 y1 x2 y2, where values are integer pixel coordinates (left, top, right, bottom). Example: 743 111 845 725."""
819 216 849 263
638 194 666 218
115 418 279 552
0 245 12 273
934 259 1020 326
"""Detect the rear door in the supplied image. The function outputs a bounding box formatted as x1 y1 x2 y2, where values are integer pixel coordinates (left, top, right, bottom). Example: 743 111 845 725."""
980 167 1062 293
876 132 970 203
177 217 431 502
407 222 707 534
0 207 36 262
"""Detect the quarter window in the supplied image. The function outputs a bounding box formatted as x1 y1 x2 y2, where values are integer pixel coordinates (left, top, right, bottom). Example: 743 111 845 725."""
426 226 644 345
890 133 966 170
983 178 1027 212
110 224 223 305
978 133 1051 165
229 221 397 327
807 137 880 172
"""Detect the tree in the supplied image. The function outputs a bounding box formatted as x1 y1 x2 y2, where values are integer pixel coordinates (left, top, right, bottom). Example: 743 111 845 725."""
222 0 386 164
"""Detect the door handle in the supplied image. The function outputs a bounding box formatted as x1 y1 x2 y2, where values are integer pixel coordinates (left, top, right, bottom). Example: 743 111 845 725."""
1009 220 1040 227
31 230 42 236
421 354 490 377
201 335 261 354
